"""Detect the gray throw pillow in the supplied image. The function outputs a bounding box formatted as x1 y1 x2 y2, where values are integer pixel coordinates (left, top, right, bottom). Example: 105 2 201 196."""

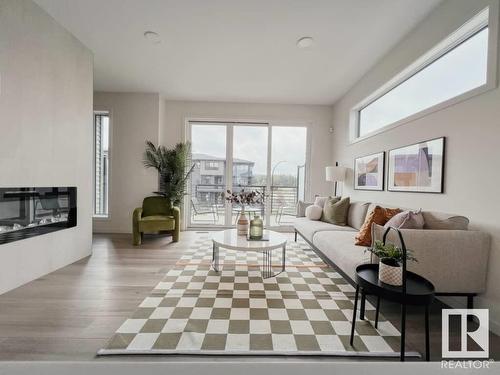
322 197 350 226
296 201 311 217
384 209 425 229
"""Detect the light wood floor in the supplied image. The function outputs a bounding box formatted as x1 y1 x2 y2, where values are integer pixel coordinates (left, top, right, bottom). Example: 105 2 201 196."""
0 232 498 361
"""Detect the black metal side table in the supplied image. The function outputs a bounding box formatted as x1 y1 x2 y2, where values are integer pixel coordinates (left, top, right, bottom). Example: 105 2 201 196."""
349 227 435 361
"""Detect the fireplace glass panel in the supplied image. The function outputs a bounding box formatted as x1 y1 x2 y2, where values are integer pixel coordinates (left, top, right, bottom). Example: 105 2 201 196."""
0 187 77 244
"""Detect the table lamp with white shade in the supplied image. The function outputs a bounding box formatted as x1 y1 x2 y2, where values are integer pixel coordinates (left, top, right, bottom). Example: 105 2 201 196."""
325 163 347 197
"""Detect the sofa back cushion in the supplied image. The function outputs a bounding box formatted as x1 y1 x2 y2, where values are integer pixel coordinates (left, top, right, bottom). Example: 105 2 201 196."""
422 211 469 230
347 201 370 230
143 196 171 217
371 223 489 293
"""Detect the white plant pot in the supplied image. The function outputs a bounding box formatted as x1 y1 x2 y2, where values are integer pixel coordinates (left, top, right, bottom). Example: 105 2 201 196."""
378 258 402 286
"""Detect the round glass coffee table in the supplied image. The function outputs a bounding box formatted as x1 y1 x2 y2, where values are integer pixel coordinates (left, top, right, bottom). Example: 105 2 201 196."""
211 229 287 278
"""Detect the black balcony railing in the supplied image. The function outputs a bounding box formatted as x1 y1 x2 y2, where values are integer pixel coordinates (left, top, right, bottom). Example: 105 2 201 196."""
193 184 298 217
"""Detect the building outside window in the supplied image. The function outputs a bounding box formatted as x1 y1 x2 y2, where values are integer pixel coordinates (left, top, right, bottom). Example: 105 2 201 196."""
191 153 254 204
214 176 223 185
205 161 219 170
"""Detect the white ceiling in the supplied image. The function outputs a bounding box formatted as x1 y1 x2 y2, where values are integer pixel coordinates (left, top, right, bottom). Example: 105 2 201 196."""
35 0 442 105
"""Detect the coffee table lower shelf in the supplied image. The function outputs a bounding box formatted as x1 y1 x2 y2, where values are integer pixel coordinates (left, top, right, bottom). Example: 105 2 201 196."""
211 229 287 279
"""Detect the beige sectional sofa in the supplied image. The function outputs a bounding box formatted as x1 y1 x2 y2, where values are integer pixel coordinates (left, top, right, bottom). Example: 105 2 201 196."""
294 200 490 305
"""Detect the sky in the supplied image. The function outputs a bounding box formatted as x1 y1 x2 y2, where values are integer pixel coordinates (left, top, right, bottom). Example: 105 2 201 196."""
191 124 307 176
360 27 488 135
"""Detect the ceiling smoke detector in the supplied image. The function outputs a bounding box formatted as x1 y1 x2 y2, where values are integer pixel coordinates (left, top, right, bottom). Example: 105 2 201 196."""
144 31 161 44
296 36 314 49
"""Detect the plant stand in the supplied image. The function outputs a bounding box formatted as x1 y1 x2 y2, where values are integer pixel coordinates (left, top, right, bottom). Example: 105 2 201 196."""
349 227 435 361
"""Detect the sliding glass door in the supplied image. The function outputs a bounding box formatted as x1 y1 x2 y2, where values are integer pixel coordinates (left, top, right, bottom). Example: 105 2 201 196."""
190 123 226 226
188 121 307 229
231 125 268 225
270 126 307 226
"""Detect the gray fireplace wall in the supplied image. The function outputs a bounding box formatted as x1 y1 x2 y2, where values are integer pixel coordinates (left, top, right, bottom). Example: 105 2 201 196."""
0 0 93 293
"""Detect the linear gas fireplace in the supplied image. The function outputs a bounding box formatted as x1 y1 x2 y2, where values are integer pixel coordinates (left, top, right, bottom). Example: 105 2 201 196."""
0 187 77 245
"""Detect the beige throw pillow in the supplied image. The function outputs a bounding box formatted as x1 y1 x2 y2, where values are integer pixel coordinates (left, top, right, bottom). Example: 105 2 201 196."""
322 197 350 226
305 205 323 220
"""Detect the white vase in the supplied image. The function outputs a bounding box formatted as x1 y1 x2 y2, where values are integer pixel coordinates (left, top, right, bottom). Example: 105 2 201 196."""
237 210 249 236
378 258 402 286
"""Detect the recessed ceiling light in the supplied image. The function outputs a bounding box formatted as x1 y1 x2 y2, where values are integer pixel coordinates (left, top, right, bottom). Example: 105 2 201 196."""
296 36 314 49
144 31 161 44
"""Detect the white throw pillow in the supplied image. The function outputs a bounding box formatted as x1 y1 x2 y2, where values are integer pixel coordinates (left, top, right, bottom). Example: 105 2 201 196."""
305 205 323 221
313 196 330 208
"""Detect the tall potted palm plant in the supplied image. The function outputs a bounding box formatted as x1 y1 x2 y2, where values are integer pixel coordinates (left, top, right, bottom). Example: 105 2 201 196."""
143 141 195 207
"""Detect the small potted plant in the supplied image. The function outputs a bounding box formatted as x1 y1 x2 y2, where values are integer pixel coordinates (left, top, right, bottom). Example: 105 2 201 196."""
365 240 418 286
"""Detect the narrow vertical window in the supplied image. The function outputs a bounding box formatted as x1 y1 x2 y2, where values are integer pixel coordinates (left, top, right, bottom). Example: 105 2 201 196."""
94 112 110 217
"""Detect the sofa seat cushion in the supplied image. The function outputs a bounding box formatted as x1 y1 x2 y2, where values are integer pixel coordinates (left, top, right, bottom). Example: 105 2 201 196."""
313 231 371 281
294 217 355 242
141 215 174 221
139 215 176 232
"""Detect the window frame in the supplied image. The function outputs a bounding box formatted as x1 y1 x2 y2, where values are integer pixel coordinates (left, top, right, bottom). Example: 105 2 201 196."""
205 161 219 170
349 6 497 143
93 110 111 219
183 119 312 231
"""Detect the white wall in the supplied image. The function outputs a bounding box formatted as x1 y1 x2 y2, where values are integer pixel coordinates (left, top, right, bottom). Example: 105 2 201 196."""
331 0 500 332
94 97 334 233
93 92 160 233
162 100 334 199
0 0 93 293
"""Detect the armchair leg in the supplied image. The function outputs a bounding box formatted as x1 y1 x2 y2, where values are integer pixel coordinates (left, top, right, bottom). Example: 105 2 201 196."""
172 226 180 243
133 230 142 246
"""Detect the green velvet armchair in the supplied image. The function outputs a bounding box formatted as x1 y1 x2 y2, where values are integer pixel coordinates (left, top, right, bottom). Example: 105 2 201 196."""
133 196 180 246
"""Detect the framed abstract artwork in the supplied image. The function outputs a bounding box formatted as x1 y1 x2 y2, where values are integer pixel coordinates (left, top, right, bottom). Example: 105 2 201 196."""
387 137 445 193
354 152 385 191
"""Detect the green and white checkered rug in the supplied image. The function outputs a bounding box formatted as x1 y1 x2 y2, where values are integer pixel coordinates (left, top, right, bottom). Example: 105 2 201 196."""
98 235 417 357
